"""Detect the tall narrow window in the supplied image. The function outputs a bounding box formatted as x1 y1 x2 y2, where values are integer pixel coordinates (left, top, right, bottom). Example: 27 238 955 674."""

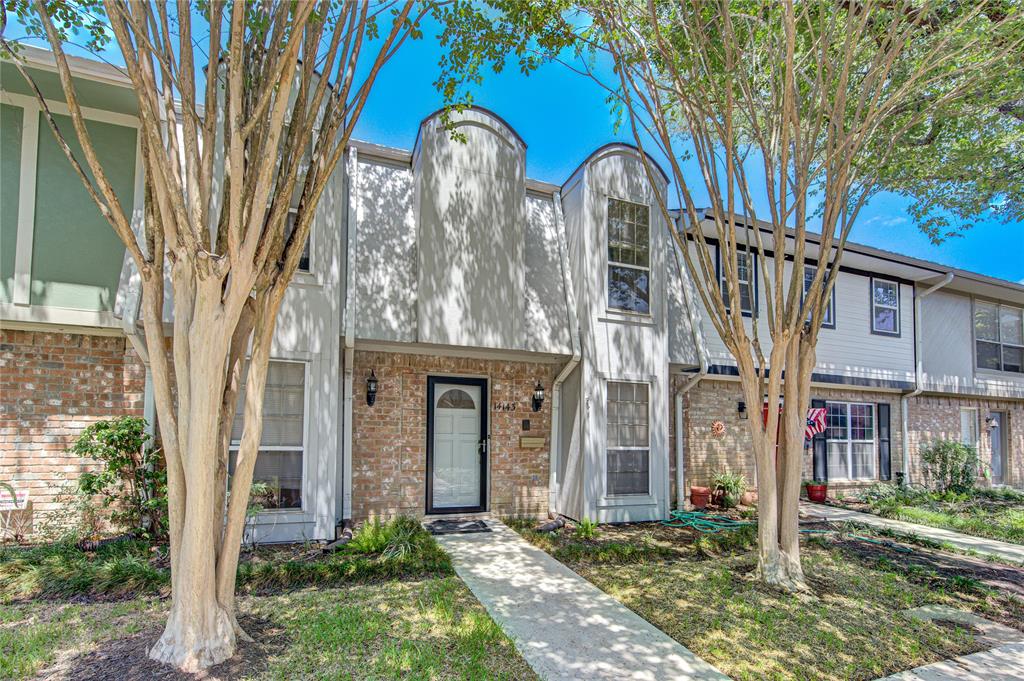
870 278 900 336
719 249 755 316
606 382 650 495
959 408 979 449
285 209 312 272
825 402 876 480
975 301 1023 373
607 198 650 314
230 360 306 509
803 264 835 328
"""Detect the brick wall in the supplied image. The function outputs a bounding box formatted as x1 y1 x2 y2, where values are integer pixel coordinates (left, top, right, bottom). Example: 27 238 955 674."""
907 394 1023 489
350 350 557 521
674 377 905 497
0 329 145 528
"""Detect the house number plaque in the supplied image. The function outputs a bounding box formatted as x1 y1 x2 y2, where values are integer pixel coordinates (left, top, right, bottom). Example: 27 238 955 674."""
493 401 518 412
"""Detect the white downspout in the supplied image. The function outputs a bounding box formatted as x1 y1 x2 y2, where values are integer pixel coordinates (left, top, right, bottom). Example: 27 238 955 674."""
548 191 582 517
341 148 360 521
672 221 708 510
901 272 954 485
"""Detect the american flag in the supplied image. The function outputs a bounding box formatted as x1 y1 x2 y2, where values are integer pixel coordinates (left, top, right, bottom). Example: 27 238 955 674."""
805 408 827 440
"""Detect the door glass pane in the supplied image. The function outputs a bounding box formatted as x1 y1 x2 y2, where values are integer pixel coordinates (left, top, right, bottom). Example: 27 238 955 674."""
606 449 649 495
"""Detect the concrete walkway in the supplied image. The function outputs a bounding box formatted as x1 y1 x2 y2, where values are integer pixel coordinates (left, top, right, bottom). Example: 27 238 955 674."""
877 642 1024 680
435 520 728 681
804 503 1024 564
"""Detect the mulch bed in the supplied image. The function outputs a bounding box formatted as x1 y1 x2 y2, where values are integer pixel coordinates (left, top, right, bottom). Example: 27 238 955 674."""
36 615 290 681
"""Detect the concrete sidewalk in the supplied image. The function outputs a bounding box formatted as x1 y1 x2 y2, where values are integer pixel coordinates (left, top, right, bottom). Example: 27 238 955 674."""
877 641 1024 680
435 520 728 681
804 503 1024 564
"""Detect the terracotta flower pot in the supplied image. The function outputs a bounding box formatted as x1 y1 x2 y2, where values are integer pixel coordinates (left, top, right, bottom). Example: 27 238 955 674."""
690 486 711 510
805 484 828 503
740 490 758 506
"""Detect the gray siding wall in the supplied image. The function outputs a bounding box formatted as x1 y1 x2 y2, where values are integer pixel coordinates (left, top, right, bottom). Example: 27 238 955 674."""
921 289 1024 399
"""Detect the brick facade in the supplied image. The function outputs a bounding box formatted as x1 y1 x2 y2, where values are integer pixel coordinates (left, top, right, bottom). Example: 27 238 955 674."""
0 329 145 527
350 350 557 521
673 377 906 497
906 394 1023 488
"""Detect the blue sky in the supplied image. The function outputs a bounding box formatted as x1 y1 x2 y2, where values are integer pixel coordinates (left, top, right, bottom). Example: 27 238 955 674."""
12 14 1022 284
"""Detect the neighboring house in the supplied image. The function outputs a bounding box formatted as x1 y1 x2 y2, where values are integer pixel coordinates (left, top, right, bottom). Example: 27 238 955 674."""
1 48 1021 543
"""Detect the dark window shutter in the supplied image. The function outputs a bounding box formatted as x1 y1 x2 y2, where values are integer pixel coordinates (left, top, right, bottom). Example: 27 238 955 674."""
878 403 892 481
812 398 827 481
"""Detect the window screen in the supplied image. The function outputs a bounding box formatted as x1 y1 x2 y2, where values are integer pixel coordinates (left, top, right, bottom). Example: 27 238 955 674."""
229 360 306 509
606 382 649 495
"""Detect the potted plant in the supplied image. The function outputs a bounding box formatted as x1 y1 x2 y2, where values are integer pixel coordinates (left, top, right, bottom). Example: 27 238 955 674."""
804 479 828 503
740 489 758 506
712 471 747 509
690 485 711 509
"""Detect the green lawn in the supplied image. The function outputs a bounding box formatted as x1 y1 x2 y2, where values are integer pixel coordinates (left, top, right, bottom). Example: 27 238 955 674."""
0 518 534 680
0 577 534 680
507 518 1024 681
849 486 1024 545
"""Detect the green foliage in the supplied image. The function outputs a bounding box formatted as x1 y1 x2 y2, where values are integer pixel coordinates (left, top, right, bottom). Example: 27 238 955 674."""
713 471 747 509
574 516 598 540
919 440 981 493
71 417 167 539
0 516 450 601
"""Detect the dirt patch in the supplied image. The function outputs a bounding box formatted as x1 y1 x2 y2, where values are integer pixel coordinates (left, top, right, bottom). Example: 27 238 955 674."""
36 615 290 681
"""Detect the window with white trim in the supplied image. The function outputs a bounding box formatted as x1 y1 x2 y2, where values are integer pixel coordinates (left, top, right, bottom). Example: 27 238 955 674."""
606 381 649 495
285 209 312 272
803 264 835 328
229 360 306 509
719 249 755 315
607 198 650 314
975 301 1023 374
825 402 876 480
959 408 979 449
870 278 900 335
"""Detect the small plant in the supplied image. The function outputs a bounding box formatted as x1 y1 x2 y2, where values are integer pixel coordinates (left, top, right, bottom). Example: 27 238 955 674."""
574 517 598 540
72 417 167 539
920 439 981 493
713 471 747 509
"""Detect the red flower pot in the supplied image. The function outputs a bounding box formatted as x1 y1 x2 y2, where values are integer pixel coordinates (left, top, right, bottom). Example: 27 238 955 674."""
690 486 711 509
805 484 828 503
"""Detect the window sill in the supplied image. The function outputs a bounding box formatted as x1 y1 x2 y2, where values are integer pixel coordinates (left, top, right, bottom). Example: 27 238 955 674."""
598 494 657 508
290 271 321 288
975 368 1024 380
600 311 655 327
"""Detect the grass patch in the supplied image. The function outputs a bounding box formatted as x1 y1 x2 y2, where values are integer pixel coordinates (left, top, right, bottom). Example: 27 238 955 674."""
0 516 451 602
0 577 534 681
510 518 1024 681
847 485 1024 545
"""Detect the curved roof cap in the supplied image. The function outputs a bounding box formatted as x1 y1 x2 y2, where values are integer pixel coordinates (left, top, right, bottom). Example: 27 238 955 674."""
563 142 671 189
414 105 527 152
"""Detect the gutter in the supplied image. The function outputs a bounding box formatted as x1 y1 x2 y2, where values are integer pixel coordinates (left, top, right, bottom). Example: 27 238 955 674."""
548 191 582 517
900 272 954 484
671 218 708 510
340 148 360 524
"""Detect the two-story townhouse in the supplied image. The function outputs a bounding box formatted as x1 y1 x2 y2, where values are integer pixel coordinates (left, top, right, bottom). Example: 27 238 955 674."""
2 48 1020 544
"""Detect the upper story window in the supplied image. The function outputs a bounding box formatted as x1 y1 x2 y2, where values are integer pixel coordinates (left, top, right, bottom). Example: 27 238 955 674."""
975 301 1023 374
718 248 756 316
870 278 900 336
803 264 835 328
285 209 312 272
607 198 650 314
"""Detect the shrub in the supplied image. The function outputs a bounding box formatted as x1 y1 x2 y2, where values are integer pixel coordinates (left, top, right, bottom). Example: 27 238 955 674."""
919 440 981 493
72 417 167 539
574 517 598 540
713 471 747 509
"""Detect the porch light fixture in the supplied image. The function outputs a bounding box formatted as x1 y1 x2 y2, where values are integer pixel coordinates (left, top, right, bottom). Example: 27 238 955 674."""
366 370 378 407
532 382 545 412
737 401 748 419
986 415 999 429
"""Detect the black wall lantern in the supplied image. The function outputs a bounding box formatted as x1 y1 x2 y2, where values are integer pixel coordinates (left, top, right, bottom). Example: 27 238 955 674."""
366 370 378 407
532 381 545 412
737 401 748 419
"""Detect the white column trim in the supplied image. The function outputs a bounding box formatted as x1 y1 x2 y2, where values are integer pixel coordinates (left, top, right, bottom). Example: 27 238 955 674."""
11 100 39 305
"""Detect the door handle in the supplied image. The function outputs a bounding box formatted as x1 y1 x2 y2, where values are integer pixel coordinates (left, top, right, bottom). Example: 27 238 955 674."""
479 438 489 459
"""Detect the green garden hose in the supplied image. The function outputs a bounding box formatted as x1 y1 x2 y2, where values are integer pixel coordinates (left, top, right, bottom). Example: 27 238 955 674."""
662 510 755 533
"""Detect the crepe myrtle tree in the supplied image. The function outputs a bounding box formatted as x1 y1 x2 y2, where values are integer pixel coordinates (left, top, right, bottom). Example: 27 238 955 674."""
0 0 438 670
434 0 1023 591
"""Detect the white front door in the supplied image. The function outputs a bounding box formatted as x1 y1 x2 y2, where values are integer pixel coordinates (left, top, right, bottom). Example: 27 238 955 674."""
431 382 483 509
